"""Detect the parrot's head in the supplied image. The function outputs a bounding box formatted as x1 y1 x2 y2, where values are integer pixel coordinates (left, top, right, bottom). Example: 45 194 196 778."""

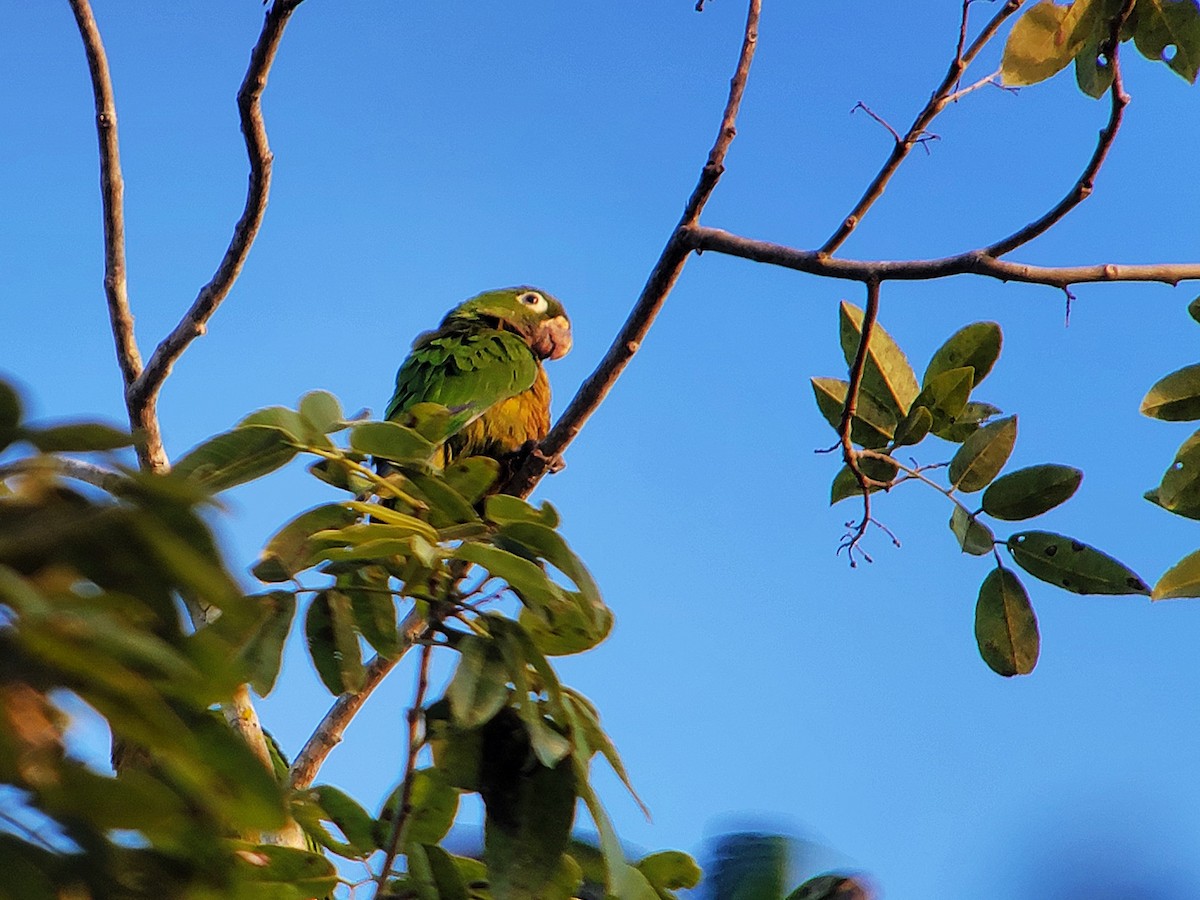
444 287 572 361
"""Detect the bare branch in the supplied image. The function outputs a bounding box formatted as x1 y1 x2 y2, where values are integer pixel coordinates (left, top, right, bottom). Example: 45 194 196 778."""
128 0 307 451
687 225 1200 288
819 0 1026 254
985 0 1135 257
502 0 762 498
66 3 144 397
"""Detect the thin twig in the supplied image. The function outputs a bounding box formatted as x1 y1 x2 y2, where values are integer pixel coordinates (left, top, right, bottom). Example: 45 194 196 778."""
372 642 433 898
501 0 762 498
944 71 1006 105
819 0 1026 254
127 0 307 467
837 280 881 566
985 0 1135 258
686 226 1200 288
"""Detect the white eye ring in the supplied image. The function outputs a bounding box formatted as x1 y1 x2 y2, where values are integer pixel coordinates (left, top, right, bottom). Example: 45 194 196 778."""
518 291 548 313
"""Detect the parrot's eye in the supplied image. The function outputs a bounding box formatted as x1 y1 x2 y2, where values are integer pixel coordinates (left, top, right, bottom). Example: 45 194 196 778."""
517 291 548 313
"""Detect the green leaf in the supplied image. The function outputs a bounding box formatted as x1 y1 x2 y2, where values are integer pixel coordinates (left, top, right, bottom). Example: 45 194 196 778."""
24 423 134 452
344 574 399 659
1001 0 1079 86
447 634 511 728
810 377 896 449
1152 429 1200 518
243 590 296 697
252 503 359 582
1133 0 1200 82
0 381 21 429
838 301 920 416
1188 295 1200 325
239 406 307 441
909 367 973 433
949 415 1017 492
982 464 1083 520
892 405 933 449
924 322 1002 388
444 456 501 504
975 567 1040 676
377 768 459 846
305 590 365 695
229 842 338 899
1152 548 1200 600
174 425 298 492
298 391 344 435
1007 531 1151 595
349 421 435 463
426 700 484 792
454 542 563 610
829 457 898 506
485 495 561 528
785 875 875 900
562 687 649 818
937 400 1003 443
422 844 472 900
1075 23 1115 97
636 851 703 895
950 507 995 556
1141 364 1200 420
308 785 377 856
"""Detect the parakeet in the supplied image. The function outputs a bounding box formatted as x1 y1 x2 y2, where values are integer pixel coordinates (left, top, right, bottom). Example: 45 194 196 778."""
385 286 572 472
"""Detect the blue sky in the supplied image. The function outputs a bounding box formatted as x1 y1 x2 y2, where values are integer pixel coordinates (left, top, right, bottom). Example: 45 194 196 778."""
5 2 1200 897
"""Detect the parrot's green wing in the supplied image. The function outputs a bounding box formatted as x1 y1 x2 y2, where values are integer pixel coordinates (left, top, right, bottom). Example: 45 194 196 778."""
385 328 539 435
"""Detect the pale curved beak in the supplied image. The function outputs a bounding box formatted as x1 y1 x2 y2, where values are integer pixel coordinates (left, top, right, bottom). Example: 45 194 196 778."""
535 315 572 360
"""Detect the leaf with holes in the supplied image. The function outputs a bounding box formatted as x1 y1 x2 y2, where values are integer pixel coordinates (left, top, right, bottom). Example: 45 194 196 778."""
1152 429 1200 518
949 416 1017 492
1007 531 1150 595
982 464 1083 520
975 567 1039 676
1133 0 1200 82
838 301 920 417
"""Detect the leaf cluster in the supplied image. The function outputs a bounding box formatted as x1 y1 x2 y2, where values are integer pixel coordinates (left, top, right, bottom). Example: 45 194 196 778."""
812 307 1149 677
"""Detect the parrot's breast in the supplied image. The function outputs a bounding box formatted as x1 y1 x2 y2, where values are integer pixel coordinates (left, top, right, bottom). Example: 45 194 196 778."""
448 366 551 461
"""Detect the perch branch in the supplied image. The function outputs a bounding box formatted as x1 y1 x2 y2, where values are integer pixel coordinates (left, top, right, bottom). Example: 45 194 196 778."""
127 0 307 463
502 0 762 498
985 0 1135 257
687 226 1200 288
819 0 1025 254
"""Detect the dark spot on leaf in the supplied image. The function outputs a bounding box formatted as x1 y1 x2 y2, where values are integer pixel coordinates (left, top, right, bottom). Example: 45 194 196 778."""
1127 577 1146 591
1070 540 1084 552
1044 544 1058 557
1061 578 1071 587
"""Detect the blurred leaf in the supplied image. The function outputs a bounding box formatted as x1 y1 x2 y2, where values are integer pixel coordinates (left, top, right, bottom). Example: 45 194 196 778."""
937 400 1003 443
562 687 648 817
810 377 896 449
975 567 1039 676
485 495 561 529
909 367 972 434
1133 0 1200 82
242 591 296 697
924 322 1002 387
378 767 459 847
492 627 571 768
1008 531 1150 595
1151 548 1200 600
253 503 358 583
786 873 875 900
239 406 307 442
308 457 371 495
426 699 484 792
174 425 298 493
315 518 439 550
829 457 898 506
445 457 501 505
949 416 1017 492
305 590 364 695
1141 363 1200 420
839 301 920 416
982 464 1082 520
1001 0 1078 85
0 381 21 429
950 507 995 556
308 785 377 857
229 842 338 899
454 542 562 610
344 573 399 659
637 850 702 897
23 423 134 452
349 421 435 463
417 843 471 900
448 634 510 729
298 391 343 435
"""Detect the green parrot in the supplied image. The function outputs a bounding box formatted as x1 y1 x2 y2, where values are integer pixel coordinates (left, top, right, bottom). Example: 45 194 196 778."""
385 286 572 472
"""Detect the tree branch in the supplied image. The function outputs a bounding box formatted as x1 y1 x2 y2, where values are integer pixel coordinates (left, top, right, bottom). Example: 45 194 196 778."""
985 0 1135 257
687 225 1200 288
0 456 122 492
837 279 881 566
501 0 762 498
819 0 1025 254
127 0 306 467
66 2 144 404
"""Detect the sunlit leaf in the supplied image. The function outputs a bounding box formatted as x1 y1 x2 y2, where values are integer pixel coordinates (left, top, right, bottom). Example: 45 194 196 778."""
909 367 973 433
810 377 896 449
1141 364 1200 420
637 850 702 895
252 503 358 582
838 301 920 416
975 567 1039 676
562 687 648 818
174 425 298 493
444 456 501 505
1001 0 1079 85
349 421 435 463
982 464 1083 520
1152 548 1200 600
924 322 1002 387
949 416 1017 492
298 391 343 435
1007 531 1150 595
485 495 560 529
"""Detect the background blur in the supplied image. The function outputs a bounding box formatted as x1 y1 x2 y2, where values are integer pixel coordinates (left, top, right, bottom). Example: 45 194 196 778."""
4 2 1200 896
